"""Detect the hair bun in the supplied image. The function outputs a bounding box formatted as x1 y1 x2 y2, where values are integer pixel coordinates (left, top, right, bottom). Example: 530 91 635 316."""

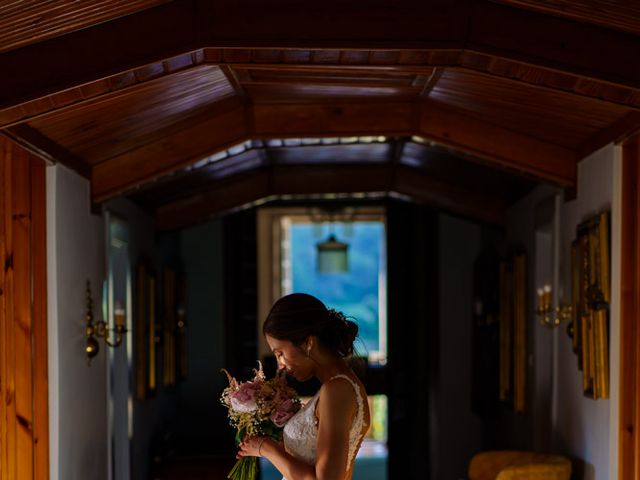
263 293 359 358
325 308 358 357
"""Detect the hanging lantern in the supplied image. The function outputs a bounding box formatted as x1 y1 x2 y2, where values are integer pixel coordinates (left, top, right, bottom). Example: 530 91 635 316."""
316 234 349 273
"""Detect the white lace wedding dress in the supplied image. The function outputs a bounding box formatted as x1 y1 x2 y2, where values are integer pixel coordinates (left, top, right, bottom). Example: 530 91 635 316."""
281 374 366 480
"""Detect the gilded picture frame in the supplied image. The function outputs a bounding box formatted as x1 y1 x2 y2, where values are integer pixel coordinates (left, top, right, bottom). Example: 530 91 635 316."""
162 267 177 387
135 261 158 400
573 211 610 400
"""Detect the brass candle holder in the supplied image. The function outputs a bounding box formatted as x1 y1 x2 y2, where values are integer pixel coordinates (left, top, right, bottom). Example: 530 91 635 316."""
85 280 127 364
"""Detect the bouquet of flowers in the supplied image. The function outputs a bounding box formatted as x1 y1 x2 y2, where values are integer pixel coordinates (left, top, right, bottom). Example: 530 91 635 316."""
221 361 301 480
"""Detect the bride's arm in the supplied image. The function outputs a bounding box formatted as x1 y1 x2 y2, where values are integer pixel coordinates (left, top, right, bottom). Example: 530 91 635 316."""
238 379 357 480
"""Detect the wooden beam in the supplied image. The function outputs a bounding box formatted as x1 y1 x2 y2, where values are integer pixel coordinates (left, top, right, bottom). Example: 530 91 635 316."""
0 0 201 110
91 105 249 202
155 163 507 230
252 102 417 138
156 169 272 230
467 2 640 91
417 101 578 187
394 165 505 225
0 0 639 112
92 99 578 203
579 111 640 159
0 53 205 130
2 125 90 178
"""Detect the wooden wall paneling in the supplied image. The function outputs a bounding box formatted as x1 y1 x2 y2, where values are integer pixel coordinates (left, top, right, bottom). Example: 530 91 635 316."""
620 135 640 480
11 141 34 480
0 135 15 480
0 136 49 480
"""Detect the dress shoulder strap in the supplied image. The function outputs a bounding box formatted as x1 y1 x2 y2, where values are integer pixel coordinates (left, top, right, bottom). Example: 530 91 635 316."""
327 374 364 411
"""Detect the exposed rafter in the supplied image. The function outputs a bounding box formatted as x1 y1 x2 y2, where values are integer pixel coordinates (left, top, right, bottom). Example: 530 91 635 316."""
89 100 577 202
155 163 506 230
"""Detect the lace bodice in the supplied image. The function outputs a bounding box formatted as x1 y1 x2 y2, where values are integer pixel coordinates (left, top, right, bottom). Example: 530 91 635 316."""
281 374 366 480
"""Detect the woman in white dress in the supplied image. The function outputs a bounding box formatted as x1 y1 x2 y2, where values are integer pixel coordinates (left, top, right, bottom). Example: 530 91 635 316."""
237 293 371 480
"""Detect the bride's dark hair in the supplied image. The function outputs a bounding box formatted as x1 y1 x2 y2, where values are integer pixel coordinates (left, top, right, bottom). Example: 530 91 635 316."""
263 293 358 358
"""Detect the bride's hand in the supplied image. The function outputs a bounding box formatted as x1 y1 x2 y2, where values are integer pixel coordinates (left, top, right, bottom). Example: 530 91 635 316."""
237 436 269 458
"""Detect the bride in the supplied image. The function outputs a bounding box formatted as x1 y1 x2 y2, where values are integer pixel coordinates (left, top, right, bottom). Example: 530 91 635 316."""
237 293 371 480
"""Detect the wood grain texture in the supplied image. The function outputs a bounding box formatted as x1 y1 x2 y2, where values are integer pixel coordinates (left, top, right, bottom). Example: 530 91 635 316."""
30 65 235 165
31 157 48 480
0 0 171 53
620 135 640 480
0 136 49 480
155 163 506 231
417 101 577 186
1 0 640 114
429 68 632 149
497 0 640 35
91 104 248 201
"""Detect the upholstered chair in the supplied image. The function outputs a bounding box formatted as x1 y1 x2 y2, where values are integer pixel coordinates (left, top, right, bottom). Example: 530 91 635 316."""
468 450 572 480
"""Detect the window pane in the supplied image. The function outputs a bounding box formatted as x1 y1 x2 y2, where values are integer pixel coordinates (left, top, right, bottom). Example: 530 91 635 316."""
286 221 386 362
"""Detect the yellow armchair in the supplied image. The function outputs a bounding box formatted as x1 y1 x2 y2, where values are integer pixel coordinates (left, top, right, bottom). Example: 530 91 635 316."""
469 450 572 480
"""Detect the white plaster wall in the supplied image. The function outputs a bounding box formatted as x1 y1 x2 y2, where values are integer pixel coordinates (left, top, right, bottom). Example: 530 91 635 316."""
47 164 107 480
506 183 560 451
552 145 619 480
505 146 619 479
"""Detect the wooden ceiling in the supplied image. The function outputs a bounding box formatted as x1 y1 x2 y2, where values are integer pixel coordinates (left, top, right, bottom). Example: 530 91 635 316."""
1 0 639 229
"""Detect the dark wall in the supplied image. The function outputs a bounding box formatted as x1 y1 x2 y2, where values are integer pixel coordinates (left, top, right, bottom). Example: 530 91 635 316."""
173 220 228 450
386 199 439 479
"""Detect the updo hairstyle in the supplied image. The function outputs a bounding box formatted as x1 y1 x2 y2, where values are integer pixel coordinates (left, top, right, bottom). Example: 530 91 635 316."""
263 293 358 358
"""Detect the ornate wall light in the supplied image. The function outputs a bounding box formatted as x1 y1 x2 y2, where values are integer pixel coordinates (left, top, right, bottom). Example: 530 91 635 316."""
535 284 572 327
85 279 126 364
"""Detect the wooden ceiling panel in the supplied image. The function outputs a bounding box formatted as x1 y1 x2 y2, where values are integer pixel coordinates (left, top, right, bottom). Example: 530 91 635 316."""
269 143 392 164
0 0 170 53
29 65 235 164
401 141 534 203
247 84 418 103
460 52 640 109
429 68 632 148
496 0 640 34
240 67 426 103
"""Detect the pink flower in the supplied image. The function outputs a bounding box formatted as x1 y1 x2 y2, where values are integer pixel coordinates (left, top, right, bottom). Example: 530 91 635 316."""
270 396 296 427
230 382 259 413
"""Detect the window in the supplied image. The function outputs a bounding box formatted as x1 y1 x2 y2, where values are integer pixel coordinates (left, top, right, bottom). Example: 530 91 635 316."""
257 206 387 365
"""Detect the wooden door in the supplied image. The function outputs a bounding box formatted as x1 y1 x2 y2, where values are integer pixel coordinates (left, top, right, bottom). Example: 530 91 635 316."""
0 135 49 480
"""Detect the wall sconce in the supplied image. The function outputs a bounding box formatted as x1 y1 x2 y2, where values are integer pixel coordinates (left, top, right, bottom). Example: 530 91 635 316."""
85 280 126 364
535 284 572 328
